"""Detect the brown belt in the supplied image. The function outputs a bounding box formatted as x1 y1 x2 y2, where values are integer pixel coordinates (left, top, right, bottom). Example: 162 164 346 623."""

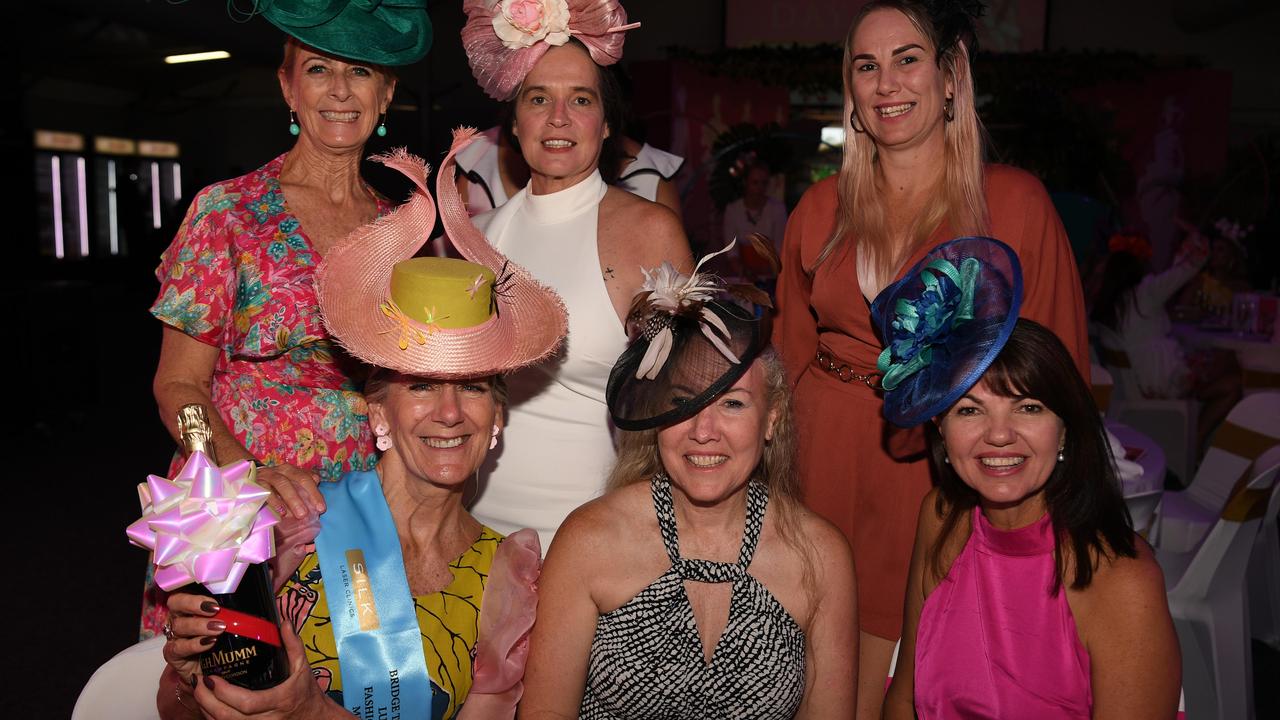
814 345 881 388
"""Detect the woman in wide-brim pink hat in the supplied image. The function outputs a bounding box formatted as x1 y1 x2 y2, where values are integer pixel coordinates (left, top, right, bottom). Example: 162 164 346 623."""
455 0 695 555
157 139 566 720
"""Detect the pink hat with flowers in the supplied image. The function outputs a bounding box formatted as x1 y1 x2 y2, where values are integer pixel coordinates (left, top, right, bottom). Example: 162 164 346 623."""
461 0 640 101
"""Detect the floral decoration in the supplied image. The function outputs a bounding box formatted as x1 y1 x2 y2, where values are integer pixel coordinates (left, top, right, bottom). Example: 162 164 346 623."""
492 0 570 50
877 258 979 391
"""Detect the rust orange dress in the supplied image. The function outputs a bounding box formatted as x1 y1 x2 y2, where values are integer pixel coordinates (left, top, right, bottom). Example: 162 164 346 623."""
773 165 1089 640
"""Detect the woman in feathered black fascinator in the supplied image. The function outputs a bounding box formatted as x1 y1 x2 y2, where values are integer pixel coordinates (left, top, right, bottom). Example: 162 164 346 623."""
771 1 1093 715
519 239 860 718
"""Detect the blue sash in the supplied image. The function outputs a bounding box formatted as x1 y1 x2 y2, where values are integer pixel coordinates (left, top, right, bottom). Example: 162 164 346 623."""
316 470 432 720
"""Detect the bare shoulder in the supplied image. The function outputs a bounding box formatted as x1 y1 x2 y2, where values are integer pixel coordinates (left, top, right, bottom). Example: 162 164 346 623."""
602 187 681 233
1085 537 1167 606
794 505 851 556
600 186 690 267
788 503 854 581
915 486 948 541
548 482 651 556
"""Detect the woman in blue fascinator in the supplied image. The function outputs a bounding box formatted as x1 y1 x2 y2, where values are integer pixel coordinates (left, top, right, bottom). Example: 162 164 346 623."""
879 237 1180 719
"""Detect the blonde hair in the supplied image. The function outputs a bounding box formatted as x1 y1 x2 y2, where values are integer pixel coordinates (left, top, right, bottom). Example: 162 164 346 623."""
606 350 819 621
813 0 988 279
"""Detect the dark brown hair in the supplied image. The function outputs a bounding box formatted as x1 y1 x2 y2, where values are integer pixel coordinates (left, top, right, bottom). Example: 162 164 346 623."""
925 319 1136 591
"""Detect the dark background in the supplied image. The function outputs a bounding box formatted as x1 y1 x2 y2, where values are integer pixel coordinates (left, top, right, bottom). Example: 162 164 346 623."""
11 1 1278 717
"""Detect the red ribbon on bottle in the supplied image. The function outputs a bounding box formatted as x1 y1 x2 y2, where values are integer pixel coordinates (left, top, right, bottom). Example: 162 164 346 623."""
214 607 282 648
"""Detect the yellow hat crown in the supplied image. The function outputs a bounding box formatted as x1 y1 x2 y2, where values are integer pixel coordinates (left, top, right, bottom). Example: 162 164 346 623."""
386 257 496 331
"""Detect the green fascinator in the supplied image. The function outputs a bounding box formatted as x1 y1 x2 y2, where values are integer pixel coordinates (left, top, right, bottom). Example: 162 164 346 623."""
249 0 432 66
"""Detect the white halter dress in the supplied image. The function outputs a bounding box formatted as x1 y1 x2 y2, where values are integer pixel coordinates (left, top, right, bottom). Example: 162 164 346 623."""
471 171 628 552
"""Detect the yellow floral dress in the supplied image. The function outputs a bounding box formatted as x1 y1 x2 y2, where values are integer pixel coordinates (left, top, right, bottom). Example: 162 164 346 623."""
275 528 503 720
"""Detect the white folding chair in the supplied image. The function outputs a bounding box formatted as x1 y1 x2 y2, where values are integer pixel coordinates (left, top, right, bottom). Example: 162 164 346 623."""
1248 457 1280 650
1159 445 1280 720
1151 391 1280 553
1093 326 1200 484
1236 343 1280 398
71 636 166 720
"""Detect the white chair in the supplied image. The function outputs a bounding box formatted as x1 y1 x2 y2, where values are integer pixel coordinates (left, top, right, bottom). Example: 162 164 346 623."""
72 636 166 720
1159 445 1280 720
1092 326 1200 485
1236 342 1280 398
1151 391 1280 553
1248 456 1280 650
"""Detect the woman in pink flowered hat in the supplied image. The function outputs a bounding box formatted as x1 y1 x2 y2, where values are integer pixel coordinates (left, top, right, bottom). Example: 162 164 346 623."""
453 0 695 556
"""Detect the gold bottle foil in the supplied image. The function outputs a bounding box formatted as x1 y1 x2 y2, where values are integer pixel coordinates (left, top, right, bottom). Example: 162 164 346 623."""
177 403 216 462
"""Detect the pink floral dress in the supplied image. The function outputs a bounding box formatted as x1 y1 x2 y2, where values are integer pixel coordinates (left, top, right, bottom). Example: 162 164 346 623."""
140 154 385 638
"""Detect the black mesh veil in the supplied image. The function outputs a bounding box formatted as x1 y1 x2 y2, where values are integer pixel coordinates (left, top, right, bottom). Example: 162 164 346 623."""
607 300 769 431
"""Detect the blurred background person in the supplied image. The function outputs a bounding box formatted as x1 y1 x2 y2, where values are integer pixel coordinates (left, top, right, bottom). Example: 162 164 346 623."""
723 162 788 286
1091 225 1240 452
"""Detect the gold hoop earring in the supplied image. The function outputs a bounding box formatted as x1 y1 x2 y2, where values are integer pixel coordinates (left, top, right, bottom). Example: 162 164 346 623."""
850 109 866 134
943 97 955 123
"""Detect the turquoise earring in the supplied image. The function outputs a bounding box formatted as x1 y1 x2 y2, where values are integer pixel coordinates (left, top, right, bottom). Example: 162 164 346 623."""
288 111 300 136
376 113 387 138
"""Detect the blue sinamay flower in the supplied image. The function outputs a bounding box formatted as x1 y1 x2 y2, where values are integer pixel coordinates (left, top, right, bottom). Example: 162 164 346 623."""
878 257 979 390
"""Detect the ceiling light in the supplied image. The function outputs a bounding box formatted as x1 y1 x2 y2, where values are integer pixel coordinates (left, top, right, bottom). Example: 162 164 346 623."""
164 51 231 64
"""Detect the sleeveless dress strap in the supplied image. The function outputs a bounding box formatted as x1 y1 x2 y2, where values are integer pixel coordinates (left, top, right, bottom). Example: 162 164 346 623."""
651 474 683 565
649 475 770 584
737 481 769 567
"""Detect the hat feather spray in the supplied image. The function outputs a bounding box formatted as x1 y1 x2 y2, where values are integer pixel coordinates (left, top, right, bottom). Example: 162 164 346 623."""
627 234 776 380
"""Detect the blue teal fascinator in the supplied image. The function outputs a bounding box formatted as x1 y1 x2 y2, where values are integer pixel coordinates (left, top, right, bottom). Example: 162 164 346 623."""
871 236 1023 428
236 0 433 66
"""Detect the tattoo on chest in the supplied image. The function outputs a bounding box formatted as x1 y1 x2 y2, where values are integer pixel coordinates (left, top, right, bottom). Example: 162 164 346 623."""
604 266 616 281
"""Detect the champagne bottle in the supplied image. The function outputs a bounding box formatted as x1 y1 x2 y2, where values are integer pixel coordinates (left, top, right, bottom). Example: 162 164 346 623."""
177 404 290 690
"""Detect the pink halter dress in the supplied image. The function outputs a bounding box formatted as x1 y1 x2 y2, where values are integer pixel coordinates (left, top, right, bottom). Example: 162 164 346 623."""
914 508 1093 719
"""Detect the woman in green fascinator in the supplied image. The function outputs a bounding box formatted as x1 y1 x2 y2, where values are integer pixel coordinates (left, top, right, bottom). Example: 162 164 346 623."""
144 1 430 639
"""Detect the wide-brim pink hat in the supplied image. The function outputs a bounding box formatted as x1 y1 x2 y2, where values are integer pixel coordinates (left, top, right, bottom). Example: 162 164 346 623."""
316 139 567 379
461 0 639 101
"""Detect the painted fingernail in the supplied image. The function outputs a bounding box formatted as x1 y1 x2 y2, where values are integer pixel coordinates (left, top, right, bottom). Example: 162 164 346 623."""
200 636 216 646
200 600 220 614
203 676 215 690
208 620 226 632
190 675 198 689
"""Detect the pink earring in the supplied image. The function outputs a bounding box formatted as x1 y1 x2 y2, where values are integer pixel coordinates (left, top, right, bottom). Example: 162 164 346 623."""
489 424 500 450
374 423 392 452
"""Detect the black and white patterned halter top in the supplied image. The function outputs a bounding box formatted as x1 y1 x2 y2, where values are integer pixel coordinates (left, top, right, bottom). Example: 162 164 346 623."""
580 475 807 719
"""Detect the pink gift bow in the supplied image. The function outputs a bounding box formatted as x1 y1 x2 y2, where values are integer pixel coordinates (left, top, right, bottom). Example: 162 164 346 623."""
125 451 279 594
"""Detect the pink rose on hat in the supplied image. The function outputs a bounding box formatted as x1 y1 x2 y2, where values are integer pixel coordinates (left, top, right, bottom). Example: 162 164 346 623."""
493 0 570 49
